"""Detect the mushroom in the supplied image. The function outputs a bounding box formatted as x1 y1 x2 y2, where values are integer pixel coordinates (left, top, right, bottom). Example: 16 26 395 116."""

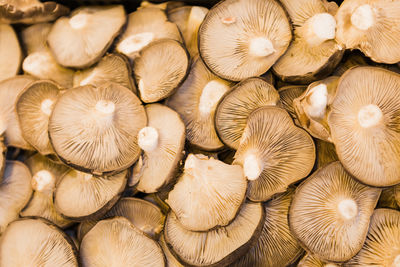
289 161 381 262
16 80 63 156
134 104 185 193
21 23 74 88
336 0 400 64
234 106 315 202
133 39 189 103
80 217 165 267
54 169 127 221
198 0 292 81
77 197 165 242
0 218 78 267
215 77 280 150
0 0 69 24
272 0 344 84
48 82 146 175
0 24 21 82
166 57 233 151
298 253 343 267
345 209 400 266
0 161 33 234
20 153 72 228
166 153 247 231
164 201 264 267
278 85 307 126
48 5 126 68
327 66 400 187
116 7 182 60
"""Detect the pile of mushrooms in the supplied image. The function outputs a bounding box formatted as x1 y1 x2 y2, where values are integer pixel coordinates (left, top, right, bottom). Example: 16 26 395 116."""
0 0 400 266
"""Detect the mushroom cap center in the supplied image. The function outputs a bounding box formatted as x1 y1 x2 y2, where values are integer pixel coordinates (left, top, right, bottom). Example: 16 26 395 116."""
337 198 358 220
358 104 383 128
249 37 275 57
310 13 336 41
138 126 159 152
32 170 55 192
117 32 155 55
69 13 89 30
393 255 400 267
199 80 229 116
95 100 115 115
243 152 263 181
351 4 375 31
41 99 54 116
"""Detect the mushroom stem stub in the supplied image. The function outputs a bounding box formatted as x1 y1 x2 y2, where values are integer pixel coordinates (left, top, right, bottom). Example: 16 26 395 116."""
249 37 275 57
243 153 263 181
351 4 375 31
358 104 383 128
198 80 229 116
305 83 328 120
301 13 336 46
95 100 115 115
338 198 358 220
393 255 400 267
117 32 154 55
41 99 54 116
138 126 159 152
69 13 89 30
32 170 55 193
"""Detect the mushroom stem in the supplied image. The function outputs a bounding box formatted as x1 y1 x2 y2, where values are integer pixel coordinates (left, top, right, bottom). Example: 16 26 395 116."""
337 198 358 220
138 126 159 152
249 37 276 57
32 170 55 193
186 7 207 41
198 80 229 117
351 4 375 31
117 32 154 55
243 153 263 181
95 100 115 115
305 83 328 120
393 255 400 267
69 13 89 30
358 104 383 128
299 13 336 47
41 99 54 116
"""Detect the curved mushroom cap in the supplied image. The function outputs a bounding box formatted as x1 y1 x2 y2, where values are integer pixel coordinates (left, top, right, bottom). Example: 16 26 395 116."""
48 5 126 68
198 0 292 81
21 153 72 228
164 201 265 267
78 197 165 242
0 218 78 267
0 75 36 150
315 139 339 168
54 169 127 221
289 161 381 262
336 0 400 64
116 7 182 60
167 153 247 231
133 39 189 103
80 217 165 267
0 161 32 234
272 0 344 84
234 106 315 202
0 24 21 82
232 188 303 267
0 0 69 24
17 80 63 156
135 104 185 193
74 53 136 94
293 76 340 142
159 234 184 267
167 57 233 151
327 66 400 187
215 77 280 150
168 6 208 58
345 209 400 266
49 82 146 175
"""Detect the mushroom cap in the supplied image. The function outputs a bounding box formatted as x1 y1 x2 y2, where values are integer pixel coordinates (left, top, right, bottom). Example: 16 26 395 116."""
198 0 292 81
0 24 21 82
289 161 381 262
328 66 400 187
49 82 146 175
